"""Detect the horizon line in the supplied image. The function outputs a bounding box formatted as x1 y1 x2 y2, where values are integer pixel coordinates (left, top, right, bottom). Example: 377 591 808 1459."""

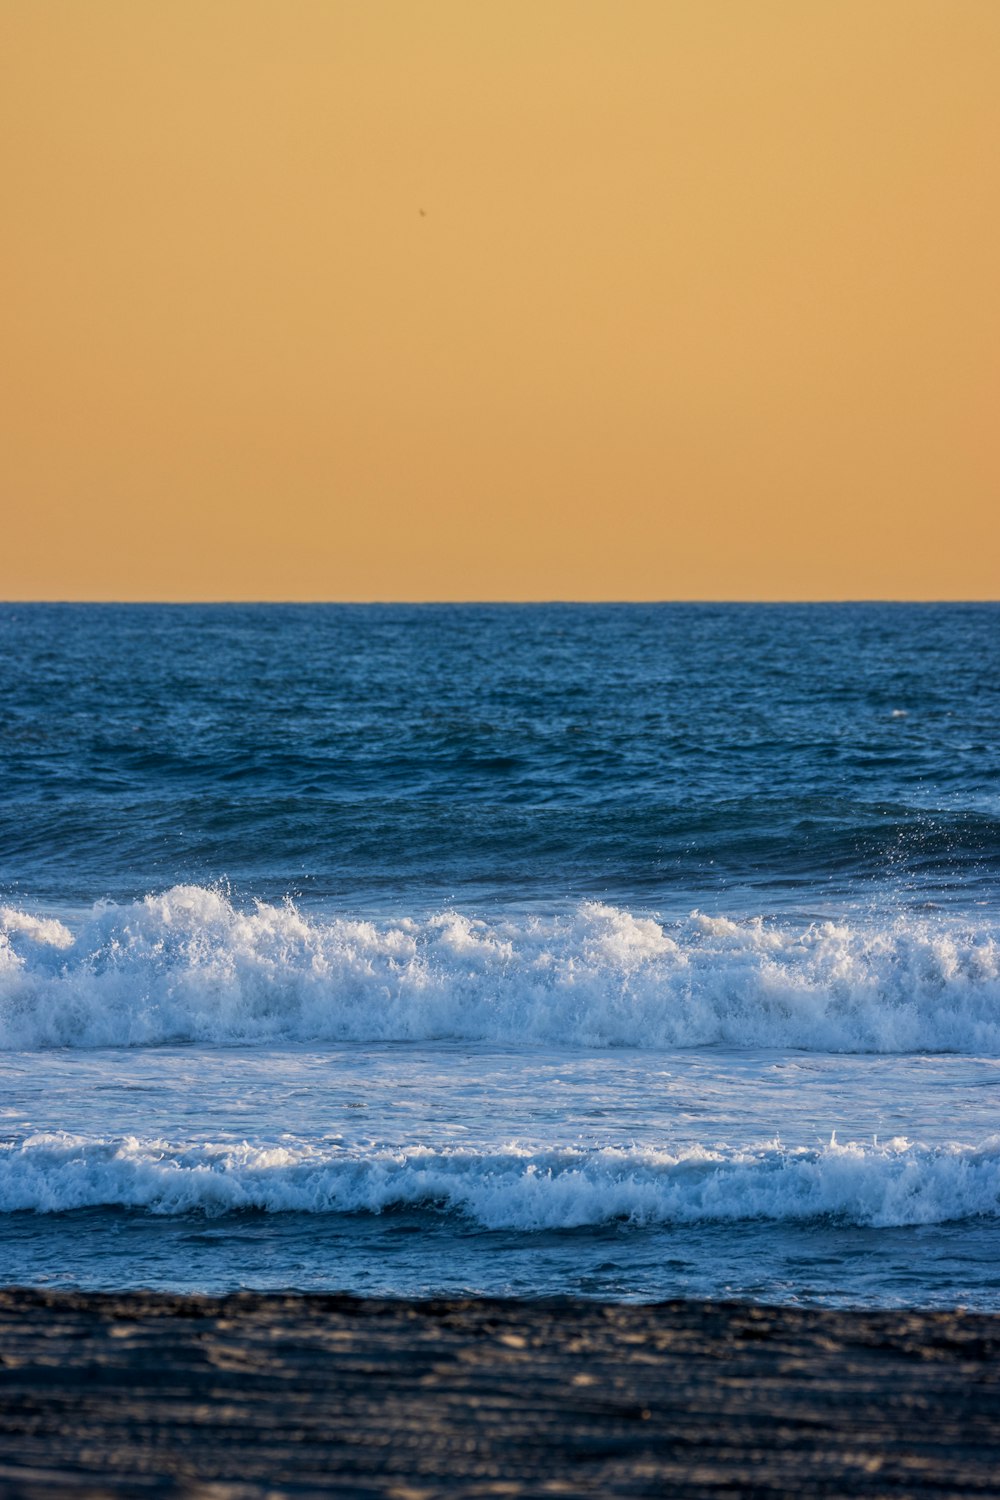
2 598 998 608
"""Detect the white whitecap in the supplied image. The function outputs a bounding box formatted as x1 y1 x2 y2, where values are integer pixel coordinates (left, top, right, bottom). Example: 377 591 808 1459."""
1 1131 998 1230
1 887 999 1053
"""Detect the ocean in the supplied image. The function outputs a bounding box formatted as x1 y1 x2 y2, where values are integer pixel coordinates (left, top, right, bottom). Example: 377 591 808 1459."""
1 602 998 1308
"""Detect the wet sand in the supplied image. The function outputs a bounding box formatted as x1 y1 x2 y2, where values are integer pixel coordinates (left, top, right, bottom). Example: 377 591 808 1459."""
0 1289 998 1497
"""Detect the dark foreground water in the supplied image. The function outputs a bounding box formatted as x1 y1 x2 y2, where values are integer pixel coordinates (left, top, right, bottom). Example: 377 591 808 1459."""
1 603 998 1305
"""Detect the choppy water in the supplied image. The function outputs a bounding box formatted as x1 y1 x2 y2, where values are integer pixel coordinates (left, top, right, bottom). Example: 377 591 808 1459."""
1 603 998 1306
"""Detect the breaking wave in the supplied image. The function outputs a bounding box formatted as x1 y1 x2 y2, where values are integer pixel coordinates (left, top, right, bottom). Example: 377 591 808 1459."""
2 886 1000 1053
2 1132 998 1229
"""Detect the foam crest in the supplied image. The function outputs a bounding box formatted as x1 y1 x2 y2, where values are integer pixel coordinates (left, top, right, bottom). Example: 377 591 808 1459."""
2 1132 998 1229
2 886 1000 1052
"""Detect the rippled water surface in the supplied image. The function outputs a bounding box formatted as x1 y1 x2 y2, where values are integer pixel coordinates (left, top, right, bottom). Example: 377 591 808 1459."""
1 604 998 1305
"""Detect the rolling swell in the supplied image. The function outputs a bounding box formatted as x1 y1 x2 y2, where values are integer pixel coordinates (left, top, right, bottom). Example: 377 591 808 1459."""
2 886 999 1053
3 603 999 908
2 1132 998 1229
5 791 999 909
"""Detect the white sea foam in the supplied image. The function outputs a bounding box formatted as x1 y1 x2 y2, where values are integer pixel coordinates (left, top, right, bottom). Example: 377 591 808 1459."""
2 886 1000 1052
1 1131 998 1228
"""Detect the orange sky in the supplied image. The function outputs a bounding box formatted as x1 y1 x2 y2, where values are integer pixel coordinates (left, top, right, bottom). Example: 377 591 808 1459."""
2 1 998 600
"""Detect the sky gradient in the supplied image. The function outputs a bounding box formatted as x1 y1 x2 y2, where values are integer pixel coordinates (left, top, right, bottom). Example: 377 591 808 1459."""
2 1 998 600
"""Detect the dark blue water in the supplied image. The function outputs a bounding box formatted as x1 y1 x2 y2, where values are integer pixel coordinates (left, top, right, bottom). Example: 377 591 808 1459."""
2 602 998 912
2 603 1000 1306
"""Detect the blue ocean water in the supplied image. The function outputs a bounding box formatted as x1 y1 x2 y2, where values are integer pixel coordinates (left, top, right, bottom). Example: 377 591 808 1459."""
1 603 999 1306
